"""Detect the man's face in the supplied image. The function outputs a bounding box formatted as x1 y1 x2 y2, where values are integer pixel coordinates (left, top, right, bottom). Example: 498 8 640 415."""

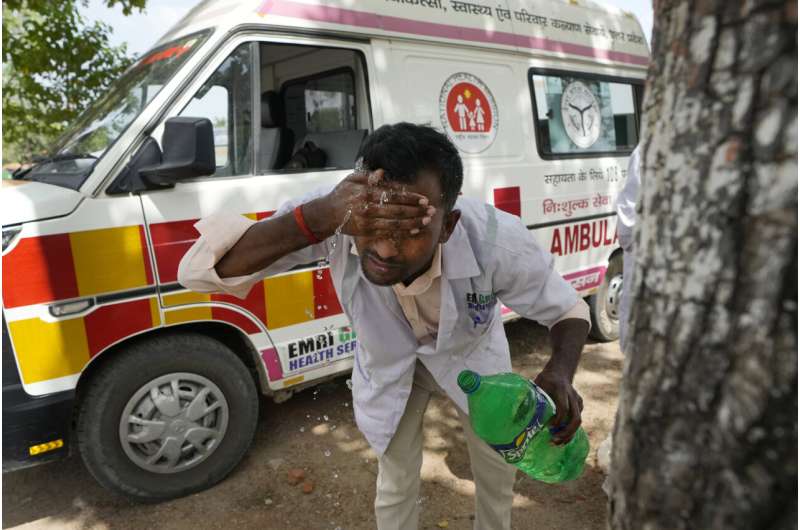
354 169 460 286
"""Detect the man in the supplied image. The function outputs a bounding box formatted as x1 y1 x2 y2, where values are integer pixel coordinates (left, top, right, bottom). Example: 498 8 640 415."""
179 123 590 530
616 144 641 351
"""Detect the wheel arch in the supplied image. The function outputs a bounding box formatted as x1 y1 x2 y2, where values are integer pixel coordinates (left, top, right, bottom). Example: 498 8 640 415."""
74 322 269 422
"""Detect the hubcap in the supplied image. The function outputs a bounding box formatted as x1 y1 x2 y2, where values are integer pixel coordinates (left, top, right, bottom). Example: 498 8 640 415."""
605 274 624 320
120 373 229 474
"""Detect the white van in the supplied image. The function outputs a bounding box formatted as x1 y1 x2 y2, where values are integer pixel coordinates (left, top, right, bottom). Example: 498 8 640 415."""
1 0 648 500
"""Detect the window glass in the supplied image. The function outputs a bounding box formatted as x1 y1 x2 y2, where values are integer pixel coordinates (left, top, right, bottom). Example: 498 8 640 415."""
283 69 356 139
530 72 639 157
182 86 229 166
179 43 253 176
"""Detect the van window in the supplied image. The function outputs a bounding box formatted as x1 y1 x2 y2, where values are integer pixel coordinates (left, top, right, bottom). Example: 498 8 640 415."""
256 43 369 174
529 70 640 158
283 69 356 136
179 43 254 176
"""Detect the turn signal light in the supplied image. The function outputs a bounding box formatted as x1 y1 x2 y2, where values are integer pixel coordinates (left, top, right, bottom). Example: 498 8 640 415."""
29 439 64 456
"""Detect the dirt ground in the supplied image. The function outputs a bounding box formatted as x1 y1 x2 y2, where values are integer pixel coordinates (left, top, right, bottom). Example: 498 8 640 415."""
3 320 623 530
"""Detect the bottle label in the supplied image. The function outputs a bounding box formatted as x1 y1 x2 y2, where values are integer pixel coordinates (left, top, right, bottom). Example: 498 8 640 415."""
488 382 549 464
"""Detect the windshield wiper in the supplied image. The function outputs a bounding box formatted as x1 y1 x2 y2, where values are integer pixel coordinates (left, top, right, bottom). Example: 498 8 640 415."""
14 152 98 179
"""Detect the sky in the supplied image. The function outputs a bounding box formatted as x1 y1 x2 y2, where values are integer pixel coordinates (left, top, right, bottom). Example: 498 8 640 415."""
83 0 654 58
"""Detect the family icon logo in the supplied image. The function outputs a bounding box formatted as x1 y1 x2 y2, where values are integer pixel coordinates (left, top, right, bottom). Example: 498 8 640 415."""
439 72 498 153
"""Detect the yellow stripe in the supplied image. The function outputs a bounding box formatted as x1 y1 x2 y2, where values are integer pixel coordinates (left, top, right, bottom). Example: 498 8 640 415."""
282 375 305 388
163 291 211 307
9 317 89 384
163 291 212 324
164 306 213 325
265 272 315 329
244 213 258 221
149 297 162 326
70 226 148 296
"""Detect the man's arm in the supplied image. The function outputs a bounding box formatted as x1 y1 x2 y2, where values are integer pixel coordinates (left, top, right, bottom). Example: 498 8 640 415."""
178 169 435 295
215 169 435 278
489 208 591 445
534 317 590 445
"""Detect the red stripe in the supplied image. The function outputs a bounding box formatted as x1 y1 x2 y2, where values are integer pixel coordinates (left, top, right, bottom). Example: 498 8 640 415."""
149 219 199 283
85 298 154 356
209 306 263 335
2 234 79 308
138 225 155 285
262 1 649 67
256 210 275 221
493 187 521 217
211 284 267 335
313 268 343 319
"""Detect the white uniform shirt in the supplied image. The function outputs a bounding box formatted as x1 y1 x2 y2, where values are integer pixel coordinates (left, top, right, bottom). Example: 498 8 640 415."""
179 189 588 456
616 145 641 349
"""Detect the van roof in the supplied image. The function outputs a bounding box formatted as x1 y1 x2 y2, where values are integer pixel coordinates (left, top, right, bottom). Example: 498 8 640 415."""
156 0 649 69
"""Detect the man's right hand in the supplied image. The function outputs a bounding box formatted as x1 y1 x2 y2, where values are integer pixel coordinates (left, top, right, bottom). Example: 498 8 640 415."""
308 168 436 240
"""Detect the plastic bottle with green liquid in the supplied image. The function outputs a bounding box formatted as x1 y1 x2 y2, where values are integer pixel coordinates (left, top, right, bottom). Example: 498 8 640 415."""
457 370 590 483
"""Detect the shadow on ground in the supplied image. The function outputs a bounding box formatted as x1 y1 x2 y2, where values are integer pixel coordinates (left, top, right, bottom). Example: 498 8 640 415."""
3 319 623 530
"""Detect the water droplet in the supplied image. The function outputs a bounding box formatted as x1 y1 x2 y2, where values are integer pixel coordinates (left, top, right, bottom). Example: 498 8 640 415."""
379 190 388 207
317 416 321 421
323 415 329 421
324 449 332 457
331 425 337 431
345 379 353 390
305 309 314 318
299 427 305 433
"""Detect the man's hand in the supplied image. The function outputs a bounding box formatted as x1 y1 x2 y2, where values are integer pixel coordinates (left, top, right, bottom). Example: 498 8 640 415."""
534 368 584 446
317 168 436 239
535 317 590 445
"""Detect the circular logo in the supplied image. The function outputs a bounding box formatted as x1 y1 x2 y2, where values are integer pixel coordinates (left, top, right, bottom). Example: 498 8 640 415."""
560 81 601 149
439 73 498 154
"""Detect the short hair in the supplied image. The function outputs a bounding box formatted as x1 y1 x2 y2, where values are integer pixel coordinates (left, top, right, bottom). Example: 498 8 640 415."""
356 123 463 211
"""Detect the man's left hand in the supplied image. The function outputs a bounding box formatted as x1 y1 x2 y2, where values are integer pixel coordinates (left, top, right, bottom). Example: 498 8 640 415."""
533 368 584 445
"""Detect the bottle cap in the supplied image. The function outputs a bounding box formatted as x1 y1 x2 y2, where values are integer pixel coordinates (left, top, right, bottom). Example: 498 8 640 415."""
457 370 481 394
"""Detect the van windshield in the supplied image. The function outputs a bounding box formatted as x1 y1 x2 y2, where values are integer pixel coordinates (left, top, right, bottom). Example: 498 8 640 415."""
19 31 209 191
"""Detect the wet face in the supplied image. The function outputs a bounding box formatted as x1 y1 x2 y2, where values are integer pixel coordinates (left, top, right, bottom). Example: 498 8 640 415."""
355 169 460 286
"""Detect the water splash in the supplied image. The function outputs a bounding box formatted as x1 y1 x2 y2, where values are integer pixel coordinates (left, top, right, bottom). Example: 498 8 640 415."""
345 379 353 390
324 449 332 457
323 415 329 421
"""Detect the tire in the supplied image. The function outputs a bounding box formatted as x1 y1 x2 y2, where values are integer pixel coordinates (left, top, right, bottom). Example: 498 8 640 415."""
76 333 258 502
589 253 623 342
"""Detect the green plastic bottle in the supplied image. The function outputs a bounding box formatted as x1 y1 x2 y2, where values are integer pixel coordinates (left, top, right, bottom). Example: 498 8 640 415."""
457 370 590 483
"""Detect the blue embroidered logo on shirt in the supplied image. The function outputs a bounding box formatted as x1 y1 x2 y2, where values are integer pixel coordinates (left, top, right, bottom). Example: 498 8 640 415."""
466 292 496 328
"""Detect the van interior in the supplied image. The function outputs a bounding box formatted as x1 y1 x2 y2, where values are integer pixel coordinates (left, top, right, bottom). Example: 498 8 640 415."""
180 41 371 178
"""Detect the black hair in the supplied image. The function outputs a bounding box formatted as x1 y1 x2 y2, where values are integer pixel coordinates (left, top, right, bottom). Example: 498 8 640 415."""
356 122 463 211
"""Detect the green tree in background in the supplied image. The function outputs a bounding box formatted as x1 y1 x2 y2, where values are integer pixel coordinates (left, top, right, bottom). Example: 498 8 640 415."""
2 0 147 164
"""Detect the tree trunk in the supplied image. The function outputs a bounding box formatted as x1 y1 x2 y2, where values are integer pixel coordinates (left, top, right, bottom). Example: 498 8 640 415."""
608 1 797 529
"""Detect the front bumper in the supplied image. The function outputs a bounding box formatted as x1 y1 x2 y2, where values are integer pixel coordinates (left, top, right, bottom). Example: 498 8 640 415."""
3 314 75 472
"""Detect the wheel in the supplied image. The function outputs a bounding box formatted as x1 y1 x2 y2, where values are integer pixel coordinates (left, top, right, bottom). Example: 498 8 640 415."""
76 333 258 502
588 254 623 342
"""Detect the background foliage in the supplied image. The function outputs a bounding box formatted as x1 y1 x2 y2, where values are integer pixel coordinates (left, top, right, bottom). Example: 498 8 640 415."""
2 0 146 163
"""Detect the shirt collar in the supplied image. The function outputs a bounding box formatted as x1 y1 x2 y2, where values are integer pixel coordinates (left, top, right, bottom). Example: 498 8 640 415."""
392 244 442 296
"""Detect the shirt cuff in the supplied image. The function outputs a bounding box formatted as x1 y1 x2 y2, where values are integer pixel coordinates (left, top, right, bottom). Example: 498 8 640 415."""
194 212 256 262
548 298 591 330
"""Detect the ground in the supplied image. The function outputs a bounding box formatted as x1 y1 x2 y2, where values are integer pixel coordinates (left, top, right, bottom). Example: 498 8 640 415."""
3 320 623 530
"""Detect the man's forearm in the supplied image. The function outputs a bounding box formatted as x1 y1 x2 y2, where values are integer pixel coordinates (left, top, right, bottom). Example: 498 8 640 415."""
544 318 590 381
215 195 338 278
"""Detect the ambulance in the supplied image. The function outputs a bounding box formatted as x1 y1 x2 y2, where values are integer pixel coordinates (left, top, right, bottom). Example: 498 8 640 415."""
2 0 648 500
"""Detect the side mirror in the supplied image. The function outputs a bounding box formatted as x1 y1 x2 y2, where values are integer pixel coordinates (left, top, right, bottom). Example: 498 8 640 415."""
140 117 216 184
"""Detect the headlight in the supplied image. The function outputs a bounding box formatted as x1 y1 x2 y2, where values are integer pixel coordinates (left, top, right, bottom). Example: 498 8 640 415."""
2 226 21 251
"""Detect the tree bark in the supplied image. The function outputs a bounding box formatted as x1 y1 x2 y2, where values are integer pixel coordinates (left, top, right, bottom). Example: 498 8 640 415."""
608 1 797 529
